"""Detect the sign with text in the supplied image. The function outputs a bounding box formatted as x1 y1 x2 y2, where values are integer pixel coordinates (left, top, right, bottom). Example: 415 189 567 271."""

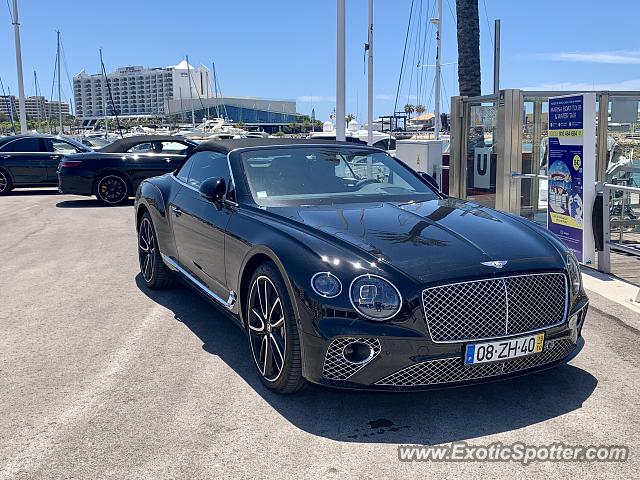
474 147 492 189
547 94 596 264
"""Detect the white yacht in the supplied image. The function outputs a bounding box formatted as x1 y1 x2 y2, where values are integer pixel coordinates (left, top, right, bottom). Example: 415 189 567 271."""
307 120 396 153
175 118 247 140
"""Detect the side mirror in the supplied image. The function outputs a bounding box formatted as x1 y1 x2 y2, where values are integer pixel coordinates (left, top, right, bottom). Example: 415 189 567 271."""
199 177 226 202
418 171 440 191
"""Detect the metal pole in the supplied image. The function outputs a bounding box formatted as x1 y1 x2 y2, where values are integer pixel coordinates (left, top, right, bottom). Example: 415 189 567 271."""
336 0 346 141
596 93 609 183
433 0 442 140
57 32 63 134
493 19 501 95
186 56 196 128
367 0 374 145
179 87 184 123
598 183 612 274
99 48 108 137
12 0 27 133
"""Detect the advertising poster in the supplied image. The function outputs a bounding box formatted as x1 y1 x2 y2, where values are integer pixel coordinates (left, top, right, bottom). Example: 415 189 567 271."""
547 94 596 263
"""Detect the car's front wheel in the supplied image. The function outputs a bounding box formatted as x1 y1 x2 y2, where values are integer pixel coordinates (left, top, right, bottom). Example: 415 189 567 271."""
0 170 13 195
246 262 305 393
138 212 175 289
96 173 129 205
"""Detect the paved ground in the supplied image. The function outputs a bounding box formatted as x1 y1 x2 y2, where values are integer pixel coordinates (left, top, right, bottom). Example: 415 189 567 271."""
1 189 639 480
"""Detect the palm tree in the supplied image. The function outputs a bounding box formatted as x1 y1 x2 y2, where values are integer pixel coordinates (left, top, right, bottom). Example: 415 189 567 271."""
455 0 481 97
415 104 426 115
404 103 415 122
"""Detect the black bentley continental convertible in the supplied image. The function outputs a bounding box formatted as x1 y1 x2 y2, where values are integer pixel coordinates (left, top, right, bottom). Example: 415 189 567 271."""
58 135 197 205
134 138 588 393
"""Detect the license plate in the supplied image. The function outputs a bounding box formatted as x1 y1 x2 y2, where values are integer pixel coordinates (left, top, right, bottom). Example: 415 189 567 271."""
464 333 545 365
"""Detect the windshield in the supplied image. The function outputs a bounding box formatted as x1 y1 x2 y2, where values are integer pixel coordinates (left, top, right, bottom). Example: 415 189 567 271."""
241 147 438 206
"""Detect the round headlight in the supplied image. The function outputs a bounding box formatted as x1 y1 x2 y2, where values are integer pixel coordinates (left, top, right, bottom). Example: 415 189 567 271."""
311 272 342 298
349 274 402 321
567 252 582 296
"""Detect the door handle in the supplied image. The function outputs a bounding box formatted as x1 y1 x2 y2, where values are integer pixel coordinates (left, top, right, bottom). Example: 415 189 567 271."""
1 155 9 159
170 205 182 217
164 157 172 163
50 155 62 160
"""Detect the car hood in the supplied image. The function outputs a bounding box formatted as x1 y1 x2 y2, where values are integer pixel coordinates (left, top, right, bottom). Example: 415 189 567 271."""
267 198 565 284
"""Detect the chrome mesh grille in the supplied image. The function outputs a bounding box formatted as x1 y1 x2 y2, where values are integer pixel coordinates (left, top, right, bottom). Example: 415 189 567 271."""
504 275 567 335
322 337 381 380
375 338 574 387
422 273 567 343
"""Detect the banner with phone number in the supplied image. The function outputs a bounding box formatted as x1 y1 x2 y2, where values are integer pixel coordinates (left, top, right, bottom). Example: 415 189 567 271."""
547 95 585 261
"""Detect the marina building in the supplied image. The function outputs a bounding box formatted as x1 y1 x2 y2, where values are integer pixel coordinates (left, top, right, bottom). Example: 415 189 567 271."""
73 60 211 119
0 95 70 120
73 59 302 129
165 96 300 128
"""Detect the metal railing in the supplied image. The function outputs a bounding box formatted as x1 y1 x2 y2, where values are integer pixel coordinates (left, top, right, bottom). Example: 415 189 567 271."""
597 182 640 273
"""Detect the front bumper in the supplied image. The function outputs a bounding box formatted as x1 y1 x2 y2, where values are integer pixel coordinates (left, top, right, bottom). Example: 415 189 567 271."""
300 300 588 391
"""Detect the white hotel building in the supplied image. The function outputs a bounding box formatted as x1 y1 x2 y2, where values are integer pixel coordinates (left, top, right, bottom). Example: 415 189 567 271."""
73 60 211 120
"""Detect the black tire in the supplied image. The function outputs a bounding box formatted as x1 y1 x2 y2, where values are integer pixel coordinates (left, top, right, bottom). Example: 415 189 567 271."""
246 261 305 394
95 173 129 205
0 169 13 195
138 212 176 289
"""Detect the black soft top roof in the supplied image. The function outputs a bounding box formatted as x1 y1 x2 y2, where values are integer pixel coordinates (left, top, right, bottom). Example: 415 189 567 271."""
98 135 193 153
193 137 368 155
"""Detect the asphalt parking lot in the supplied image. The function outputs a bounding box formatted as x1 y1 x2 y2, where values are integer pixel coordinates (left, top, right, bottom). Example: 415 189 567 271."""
1 189 639 479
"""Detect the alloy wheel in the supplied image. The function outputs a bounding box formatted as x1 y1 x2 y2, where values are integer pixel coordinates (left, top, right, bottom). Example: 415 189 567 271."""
0 171 7 193
247 275 287 382
138 217 155 282
98 176 127 204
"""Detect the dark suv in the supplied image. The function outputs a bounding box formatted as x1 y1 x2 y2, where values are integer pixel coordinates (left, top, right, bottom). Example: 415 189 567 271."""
0 134 91 195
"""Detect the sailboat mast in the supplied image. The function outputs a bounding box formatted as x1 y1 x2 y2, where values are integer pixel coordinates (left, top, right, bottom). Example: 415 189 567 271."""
33 71 39 125
186 56 196 128
366 0 373 146
99 48 108 137
211 62 220 118
57 31 63 134
12 0 28 133
179 87 184 122
2 78 17 133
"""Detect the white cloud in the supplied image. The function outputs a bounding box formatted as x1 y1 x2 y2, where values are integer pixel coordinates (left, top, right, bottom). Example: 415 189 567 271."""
296 95 335 103
520 78 640 91
375 93 395 100
544 50 640 65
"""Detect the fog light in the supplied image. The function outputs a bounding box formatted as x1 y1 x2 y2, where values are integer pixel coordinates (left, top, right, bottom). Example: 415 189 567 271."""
569 315 578 330
311 272 342 298
342 341 374 364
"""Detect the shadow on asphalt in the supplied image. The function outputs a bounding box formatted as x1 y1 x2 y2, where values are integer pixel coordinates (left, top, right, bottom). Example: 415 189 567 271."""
56 199 135 208
136 274 598 445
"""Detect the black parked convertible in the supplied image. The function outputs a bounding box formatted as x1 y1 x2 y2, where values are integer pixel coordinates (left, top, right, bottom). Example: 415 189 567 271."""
58 135 197 205
0 134 91 195
134 138 588 393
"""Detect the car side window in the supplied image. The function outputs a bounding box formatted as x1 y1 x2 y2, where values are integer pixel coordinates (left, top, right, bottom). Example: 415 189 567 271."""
48 139 83 154
160 141 190 155
175 157 193 183
5 138 44 153
127 142 153 153
128 141 190 155
186 151 231 190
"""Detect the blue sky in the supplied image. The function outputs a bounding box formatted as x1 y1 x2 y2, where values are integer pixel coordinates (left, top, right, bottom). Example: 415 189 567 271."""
0 0 638 121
